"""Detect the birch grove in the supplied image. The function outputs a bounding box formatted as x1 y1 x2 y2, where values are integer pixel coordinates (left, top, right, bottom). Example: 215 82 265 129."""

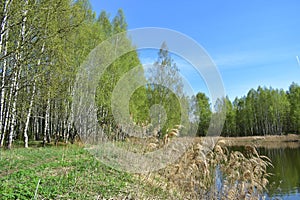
0 0 104 148
0 0 148 148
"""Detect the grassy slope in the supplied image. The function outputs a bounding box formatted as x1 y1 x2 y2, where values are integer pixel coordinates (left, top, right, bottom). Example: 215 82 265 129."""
0 144 171 200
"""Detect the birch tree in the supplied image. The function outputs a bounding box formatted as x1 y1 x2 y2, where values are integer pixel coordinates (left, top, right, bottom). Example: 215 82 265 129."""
146 42 184 134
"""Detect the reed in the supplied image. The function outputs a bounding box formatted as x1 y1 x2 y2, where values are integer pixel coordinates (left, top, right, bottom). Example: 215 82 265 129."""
150 140 272 199
118 125 272 199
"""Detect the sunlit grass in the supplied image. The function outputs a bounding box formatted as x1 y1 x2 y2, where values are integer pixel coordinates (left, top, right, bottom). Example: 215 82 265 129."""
0 144 171 200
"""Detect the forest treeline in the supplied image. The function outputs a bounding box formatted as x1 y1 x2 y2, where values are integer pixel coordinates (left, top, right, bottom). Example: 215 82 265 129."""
0 0 299 149
210 83 300 137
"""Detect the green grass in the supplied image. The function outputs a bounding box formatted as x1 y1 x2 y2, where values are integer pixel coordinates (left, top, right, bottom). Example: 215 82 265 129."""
0 144 170 200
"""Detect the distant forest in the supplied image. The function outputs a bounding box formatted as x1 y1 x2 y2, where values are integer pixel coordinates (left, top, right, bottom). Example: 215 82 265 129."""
201 82 300 137
0 0 299 149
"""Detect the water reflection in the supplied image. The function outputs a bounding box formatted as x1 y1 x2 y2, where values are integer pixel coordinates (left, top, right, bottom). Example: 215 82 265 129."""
229 145 300 199
258 147 300 200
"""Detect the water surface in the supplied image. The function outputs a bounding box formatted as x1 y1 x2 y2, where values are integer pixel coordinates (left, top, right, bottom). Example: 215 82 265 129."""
258 146 300 200
229 144 300 199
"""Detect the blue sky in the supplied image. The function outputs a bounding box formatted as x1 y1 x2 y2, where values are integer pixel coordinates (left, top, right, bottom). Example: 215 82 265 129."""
89 0 300 100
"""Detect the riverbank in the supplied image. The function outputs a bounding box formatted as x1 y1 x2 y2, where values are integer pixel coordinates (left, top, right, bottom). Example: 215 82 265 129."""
219 134 300 148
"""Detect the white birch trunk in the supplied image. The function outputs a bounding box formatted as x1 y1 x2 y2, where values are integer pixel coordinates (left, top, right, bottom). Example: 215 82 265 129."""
23 39 45 147
43 95 50 146
67 85 75 143
0 0 11 53
23 81 36 148
0 27 9 147
8 68 21 149
0 0 12 147
7 0 28 149
0 82 13 147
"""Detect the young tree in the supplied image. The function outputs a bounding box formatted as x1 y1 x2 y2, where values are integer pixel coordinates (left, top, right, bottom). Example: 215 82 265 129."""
194 92 211 136
95 9 145 140
146 42 184 134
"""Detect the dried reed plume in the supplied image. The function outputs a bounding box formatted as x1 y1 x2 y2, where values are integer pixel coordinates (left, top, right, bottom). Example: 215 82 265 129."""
149 140 272 199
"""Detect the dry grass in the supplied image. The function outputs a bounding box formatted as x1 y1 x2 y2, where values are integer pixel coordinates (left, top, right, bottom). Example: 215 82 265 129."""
219 134 300 149
136 138 273 200
87 125 278 199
